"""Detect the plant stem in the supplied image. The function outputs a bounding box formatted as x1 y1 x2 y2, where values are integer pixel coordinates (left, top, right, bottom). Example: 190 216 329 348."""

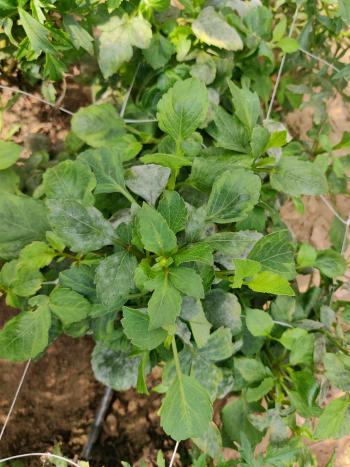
172 337 183 384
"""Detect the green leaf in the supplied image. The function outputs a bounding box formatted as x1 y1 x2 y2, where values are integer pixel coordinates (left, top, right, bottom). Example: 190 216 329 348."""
246 377 275 403
339 0 350 23
0 194 49 260
42 160 96 205
157 78 208 142
0 140 22 170
247 271 295 296
141 153 191 170
63 15 94 55
250 126 270 158
78 148 132 202
10 264 43 297
315 397 350 440
92 343 141 390
47 200 114 253
228 81 260 133
143 33 174 69
158 191 188 234
137 204 177 255
125 164 170 205
169 266 204 299
206 169 261 223
174 243 213 266
181 297 211 348
122 307 167 350
18 8 56 54
277 37 299 53
324 353 350 391
160 374 213 441
72 104 125 148
289 334 314 367
199 327 234 361
203 289 241 335
235 357 271 384
272 17 287 42
19 241 55 270
248 230 296 280
205 231 262 257
0 308 51 361
192 422 222 461
59 264 97 300
148 276 182 330
97 15 152 78
297 243 317 268
49 287 91 326
207 106 249 153
315 249 347 278
192 7 243 51
0 169 19 193
232 258 261 288
245 308 274 337
95 251 137 310
271 158 328 196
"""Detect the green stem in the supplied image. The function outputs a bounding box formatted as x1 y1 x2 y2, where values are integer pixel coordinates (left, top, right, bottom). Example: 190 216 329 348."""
172 337 183 384
120 188 140 206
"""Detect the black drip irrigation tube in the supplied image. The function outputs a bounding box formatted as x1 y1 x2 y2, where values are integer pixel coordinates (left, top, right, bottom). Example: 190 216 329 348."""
81 386 114 459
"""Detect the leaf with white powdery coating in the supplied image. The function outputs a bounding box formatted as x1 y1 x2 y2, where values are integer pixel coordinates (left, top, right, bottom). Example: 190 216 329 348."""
169 266 205 299
160 373 213 440
126 164 170 206
122 307 167 350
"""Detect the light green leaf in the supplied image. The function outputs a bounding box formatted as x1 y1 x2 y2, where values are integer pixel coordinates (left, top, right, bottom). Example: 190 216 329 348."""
122 307 167 350
160 374 213 441
245 308 274 337
0 169 19 193
137 204 177 255
42 160 96 205
0 308 51 361
143 33 174 69
279 328 308 350
72 104 125 148
250 126 270 158
289 334 314 366
95 251 137 310
157 78 208 142
324 353 350 391
246 377 275 403
0 140 22 170
297 243 317 268
203 289 241 335
92 343 141 390
315 249 347 278
174 243 213 266
126 164 170 205
141 153 191 170
18 8 56 54
206 169 261 223
199 328 234 362
232 258 261 288
271 158 328 196
248 230 296 280
11 265 43 297
277 37 299 53
47 199 114 253
228 81 260 133
50 287 91 326
158 191 188 234
207 106 249 153
0 193 49 260
192 7 243 51
315 397 350 440
63 15 94 55
247 271 295 296
148 276 182 330
19 241 55 270
272 17 287 42
97 15 152 78
169 266 204 299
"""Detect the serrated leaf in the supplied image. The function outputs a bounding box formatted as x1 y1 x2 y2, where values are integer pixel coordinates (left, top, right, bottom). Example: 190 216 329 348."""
148 275 182 330
247 271 295 296
174 243 213 266
95 251 137 310
0 308 51 361
206 169 261 223
141 153 191 170
126 164 170 205
59 264 97 300
207 106 249 153
248 230 296 280
160 374 213 441
0 193 49 260
63 15 94 55
245 308 274 337
169 266 204 299
203 289 241 335
19 241 55 270
122 307 167 350
315 397 350 440
50 287 91 326
92 343 141 390
192 7 243 51
137 204 177 255
205 231 262 257
271 158 328 196
228 81 260 133
42 160 96 205
19 8 56 54
181 297 211 348
158 191 188 233
47 199 114 253
157 78 208 142
0 140 22 170
72 104 125 148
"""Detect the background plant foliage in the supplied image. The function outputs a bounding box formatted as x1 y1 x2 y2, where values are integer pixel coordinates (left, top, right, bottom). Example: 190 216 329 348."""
0 0 350 465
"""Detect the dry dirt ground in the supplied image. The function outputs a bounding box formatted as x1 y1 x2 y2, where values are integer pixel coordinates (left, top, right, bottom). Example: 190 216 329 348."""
0 82 349 465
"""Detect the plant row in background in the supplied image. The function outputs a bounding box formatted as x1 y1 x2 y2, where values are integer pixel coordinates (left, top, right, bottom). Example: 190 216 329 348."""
0 0 350 465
